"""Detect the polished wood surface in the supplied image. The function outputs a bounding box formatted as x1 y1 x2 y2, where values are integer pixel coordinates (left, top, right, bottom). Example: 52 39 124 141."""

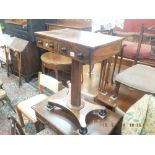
36 28 123 49
32 88 122 135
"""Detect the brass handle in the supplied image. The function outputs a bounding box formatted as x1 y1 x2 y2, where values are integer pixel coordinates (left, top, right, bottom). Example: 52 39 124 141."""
49 43 54 48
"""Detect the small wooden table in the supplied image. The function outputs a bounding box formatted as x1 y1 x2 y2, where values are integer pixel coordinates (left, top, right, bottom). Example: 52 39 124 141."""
32 89 122 135
35 29 123 134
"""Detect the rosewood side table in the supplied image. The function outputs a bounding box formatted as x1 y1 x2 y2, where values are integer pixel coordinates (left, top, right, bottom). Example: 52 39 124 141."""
35 29 123 134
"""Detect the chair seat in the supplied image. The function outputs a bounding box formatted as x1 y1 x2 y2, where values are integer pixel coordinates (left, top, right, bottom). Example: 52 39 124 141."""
37 127 56 135
116 64 155 93
16 94 48 123
41 52 72 65
0 89 6 99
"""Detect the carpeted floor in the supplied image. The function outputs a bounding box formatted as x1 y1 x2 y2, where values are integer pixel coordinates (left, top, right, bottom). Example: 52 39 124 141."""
0 67 53 134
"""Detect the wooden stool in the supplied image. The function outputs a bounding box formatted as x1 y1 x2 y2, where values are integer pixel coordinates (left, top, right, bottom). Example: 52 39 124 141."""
0 89 15 112
41 52 72 80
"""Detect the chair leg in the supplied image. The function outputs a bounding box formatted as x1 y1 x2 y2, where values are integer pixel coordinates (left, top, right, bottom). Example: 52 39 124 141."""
103 59 111 92
4 96 16 113
16 107 25 127
111 54 118 84
114 81 121 99
110 81 121 100
42 64 45 74
55 70 58 80
89 64 94 79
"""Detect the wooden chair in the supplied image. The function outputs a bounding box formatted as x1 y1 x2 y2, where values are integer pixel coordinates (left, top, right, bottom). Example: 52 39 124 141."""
0 45 12 76
112 24 155 100
41 52 72 80
8 115 55 135
0 88 15 113
16 72 62 131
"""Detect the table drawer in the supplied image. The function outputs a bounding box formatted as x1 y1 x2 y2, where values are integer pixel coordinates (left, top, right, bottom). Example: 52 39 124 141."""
36 37 57 52
58 42 90 62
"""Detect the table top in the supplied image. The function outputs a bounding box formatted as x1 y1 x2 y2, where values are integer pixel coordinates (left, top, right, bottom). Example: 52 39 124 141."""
35 28 123 49
32 88 122 135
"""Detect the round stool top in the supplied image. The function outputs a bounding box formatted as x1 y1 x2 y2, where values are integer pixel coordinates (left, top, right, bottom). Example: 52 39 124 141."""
41 52 72 65
0 89 6 99
0 80 3 86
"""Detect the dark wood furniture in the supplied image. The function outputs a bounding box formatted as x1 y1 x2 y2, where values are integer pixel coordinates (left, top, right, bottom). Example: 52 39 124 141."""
8 37 40 85
46 19 92 31
1 19 58 84
35 28 123 134
32 88 122 134
3 19 56 42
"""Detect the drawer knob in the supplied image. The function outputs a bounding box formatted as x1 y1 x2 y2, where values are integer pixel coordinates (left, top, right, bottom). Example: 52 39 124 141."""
61 47 67 54
37 40 43 44
49 43 54 48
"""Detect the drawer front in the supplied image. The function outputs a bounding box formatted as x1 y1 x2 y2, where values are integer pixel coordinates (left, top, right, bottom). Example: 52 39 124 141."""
36 36 91 63
58 42 90 62
36 37 57 52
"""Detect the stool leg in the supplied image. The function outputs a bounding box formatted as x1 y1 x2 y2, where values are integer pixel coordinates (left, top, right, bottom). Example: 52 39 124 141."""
5 96 16 113
81 66 83 83
16 107 25 127
42 64 46 74
55 70 58 80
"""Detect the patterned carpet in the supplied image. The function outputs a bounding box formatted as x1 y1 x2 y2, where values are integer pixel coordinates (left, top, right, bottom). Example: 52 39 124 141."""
0 67 52 134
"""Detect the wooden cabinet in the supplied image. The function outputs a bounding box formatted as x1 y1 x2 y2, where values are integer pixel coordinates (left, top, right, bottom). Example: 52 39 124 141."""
9 37 40 84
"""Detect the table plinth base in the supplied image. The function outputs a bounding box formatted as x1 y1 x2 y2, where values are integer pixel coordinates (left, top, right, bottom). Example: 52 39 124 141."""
67 100 85 110
47 98 106 135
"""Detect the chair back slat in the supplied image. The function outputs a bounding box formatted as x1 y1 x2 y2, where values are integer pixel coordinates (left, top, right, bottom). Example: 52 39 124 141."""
39 73 61 93
134 24 155 64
